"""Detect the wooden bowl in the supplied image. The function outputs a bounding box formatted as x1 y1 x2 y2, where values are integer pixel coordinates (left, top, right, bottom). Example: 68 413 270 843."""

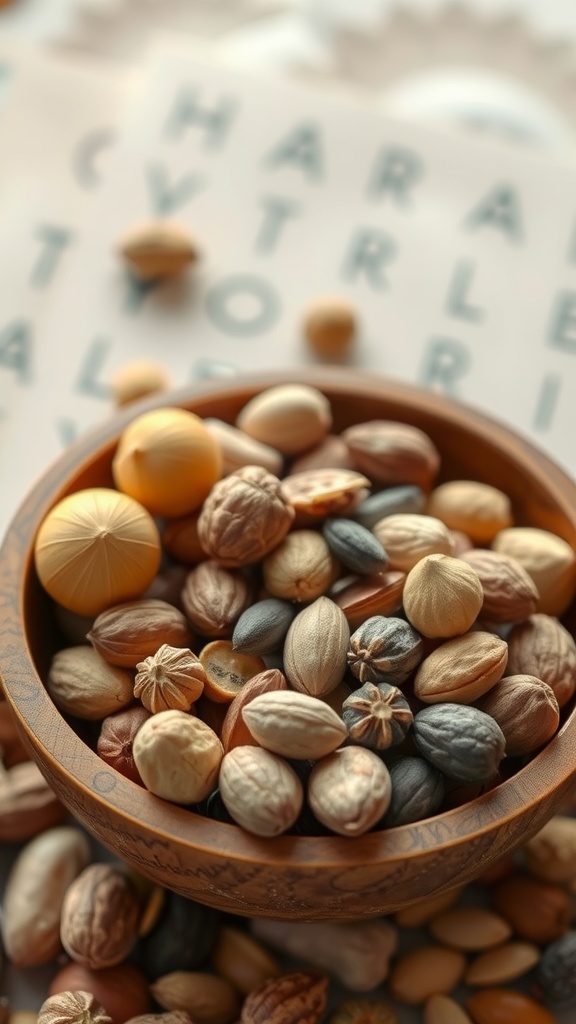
1 368 576 921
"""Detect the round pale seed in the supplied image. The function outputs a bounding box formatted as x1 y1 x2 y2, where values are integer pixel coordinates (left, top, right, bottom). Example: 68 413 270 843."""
429 907 512 950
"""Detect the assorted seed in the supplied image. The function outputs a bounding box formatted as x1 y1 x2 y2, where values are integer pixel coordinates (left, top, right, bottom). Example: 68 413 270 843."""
28 381 576 845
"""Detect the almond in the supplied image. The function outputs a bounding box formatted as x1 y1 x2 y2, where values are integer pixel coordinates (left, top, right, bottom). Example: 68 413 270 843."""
283 596 350 697
242 690 348 759
414 632 508 704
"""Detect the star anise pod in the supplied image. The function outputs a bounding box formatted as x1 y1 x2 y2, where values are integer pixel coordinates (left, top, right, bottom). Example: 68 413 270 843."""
134 644 206 713
342 681 413 750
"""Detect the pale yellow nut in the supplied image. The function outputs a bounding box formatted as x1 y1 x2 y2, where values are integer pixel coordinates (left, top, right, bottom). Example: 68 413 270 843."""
492 525 576 617
427 480 512 544
303 296 357 360
403 553 483 638
118 221 198 281
110 360 170 407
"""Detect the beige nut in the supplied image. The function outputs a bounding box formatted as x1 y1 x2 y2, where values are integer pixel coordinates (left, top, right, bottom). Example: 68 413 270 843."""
373 514 452 572
506 613 576 708
218 745 303 837
303 296 357 360
241 690 348 759
132 710 223 804
250 918 397 992
204 418 283 477
150 971 240 1024
235 384 332 455
426 480 512 544
428 907 511 951
212 926 280 996
308 746 392 836
414 632 508 704
110 360 170 408
197 465 295 567
522 815 576 883
403 554 483 638
492 525 576 617
283 596 350 697
2 826 91 967
47 646 134 720
60 863 141 969
389 945 466 1005
464 942 540 987
263 530 339 602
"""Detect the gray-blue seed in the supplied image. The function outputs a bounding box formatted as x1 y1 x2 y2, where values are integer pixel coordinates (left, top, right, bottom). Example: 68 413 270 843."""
352 485 426 529
232 598 296 655
412 703 506 782
537 930 576 1007
322 517 387 575
383 756 445 827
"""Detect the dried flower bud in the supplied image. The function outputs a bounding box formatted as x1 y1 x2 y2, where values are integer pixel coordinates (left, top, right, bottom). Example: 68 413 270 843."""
134 646 206 713
38 991 112 1024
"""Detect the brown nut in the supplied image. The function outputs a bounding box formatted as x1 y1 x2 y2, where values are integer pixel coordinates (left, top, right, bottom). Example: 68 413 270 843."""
263 530 340 602
522 815 576 884
97 706 151 785
459 549 539 623
465 989 557 1024
308 746 392 836
283 597 350 697
132 711 223 804
38 992 112 1024
0 761 67 841
240 971 329 1024
332 570 406 630
491 525 576 617
199 641 266 704
342 420 440 490
221 669 288 751
388 945 466 1005
211 926 280 996
49 963 151 1024
474 674 559 757
88 599 192 668
426 480 513 544
60 864 141 969
150 972 240 1024
303 296 357 360
492 873 573 944
118 221 198 281
372 514 452 572
197 465 295 567
181 562 252 638
47 646 134 720
281 469 370 519
414 632 508 704
506 613 576 708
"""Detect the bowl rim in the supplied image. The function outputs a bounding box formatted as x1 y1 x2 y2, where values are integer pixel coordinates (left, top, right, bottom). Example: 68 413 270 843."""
2 366 576 868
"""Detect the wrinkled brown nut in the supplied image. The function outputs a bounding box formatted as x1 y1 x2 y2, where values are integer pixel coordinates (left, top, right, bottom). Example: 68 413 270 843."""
181 561 252 637
460 548 539 623
97 706 151 785
60 864 142 969
197 465 295 567
240 971 329 1024
88 599 192 667
342 420 440 490
134 645 206 713
38 992 112 1024
475 674 559 757
506 613 576 708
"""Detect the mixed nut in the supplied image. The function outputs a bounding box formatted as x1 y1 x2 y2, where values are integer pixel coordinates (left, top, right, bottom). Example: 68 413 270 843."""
28 381 576 839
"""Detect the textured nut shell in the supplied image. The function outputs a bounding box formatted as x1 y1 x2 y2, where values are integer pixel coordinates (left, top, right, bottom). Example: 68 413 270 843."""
475 675 559 757
38 991 112 1024
263 530 339 602
464 941 540 986
197 465 294 567
460 549 539 623
373 514 452 572
0 761 67 841
308 746 392 836
132 711 223 804
347 615 423 686
125 1015 192 1024
34 488 161 616
283 597 350 696
465 989 557 1024
112 408 221 518
412 704 506 782
240 971 328 1024
60 864 141 969
506 613 576 708
47 646 134 720
389 945 466 1005
251 918 397 992
2 826 91 967
236 384 332 455
342 420 440 489
414 632 508 704
88 599 192 667
492 526 576 616
403 554 483 638
48 962 151 1024
242 691 348 759
150 971 240 1024
118 222 198 280
492 873 573 944
181 562 251 637
134 646 206 714
221 670 288 752
281 469 370 518
218 746 303 837
204 418 283 477
426 480 512 543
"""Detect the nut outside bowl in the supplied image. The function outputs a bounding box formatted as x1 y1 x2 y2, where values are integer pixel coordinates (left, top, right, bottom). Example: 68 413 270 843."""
1 368 576 921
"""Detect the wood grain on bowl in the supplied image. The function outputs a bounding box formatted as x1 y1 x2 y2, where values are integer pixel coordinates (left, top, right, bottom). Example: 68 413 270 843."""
1 368 576 919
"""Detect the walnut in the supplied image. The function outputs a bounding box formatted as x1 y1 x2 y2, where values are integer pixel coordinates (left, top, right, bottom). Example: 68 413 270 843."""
60 864 141 969
197 465 295 567
134 645 206 713
38 991 112 1024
